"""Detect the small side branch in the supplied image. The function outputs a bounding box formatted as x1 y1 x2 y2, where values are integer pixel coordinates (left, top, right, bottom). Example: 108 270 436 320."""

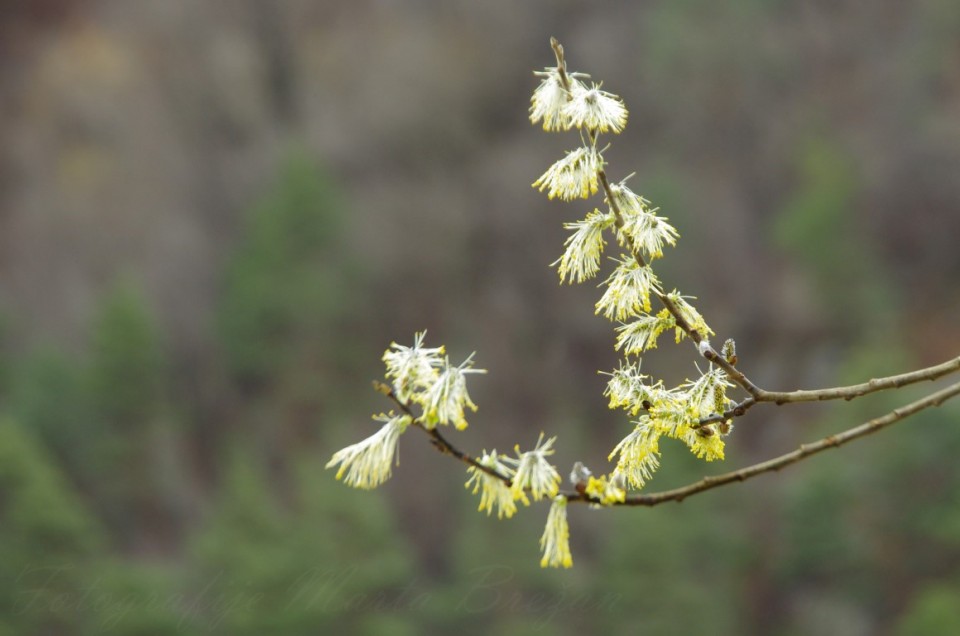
693 355 960 427
755 355 960 405
378 382 513 483
566 379 960 507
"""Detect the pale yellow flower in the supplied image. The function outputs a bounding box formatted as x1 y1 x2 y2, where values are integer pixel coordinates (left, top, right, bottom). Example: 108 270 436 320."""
529 68 586 131
603 360 657 415
682 366 734 419
532 146 602 201
382 332 445 402
608 417 661 490
326 412 411 489
465 450 517 519
553 210 614 284
607 182 678 259
683 426 726 461
595 256 661 321
563 83 628 134
606 180 651 216
539 496 573 569
663 291 714 341
618 210 679 260
584 473 627 505
506 432 561 504
614 311 676 355
416 353 486 430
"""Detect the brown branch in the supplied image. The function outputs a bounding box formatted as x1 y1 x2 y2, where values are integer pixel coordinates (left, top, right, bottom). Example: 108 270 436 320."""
695 396 757 427
754 355 960 405
693 355 960 427
377 359 960 509
376 382 513 483
562 379 960 506
390 39 960 511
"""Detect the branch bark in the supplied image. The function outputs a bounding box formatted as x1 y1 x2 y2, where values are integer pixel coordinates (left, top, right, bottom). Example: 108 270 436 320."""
378 362 960 508
567 378 960 507
695 355 960 426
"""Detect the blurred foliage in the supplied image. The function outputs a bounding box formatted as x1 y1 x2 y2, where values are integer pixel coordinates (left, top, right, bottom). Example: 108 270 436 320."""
774 138 892 328
219 151 349 388
90 283 166 429
897 583 960 636
188 449 415 634
11 347 98 487
0 418 104 635
87 283 172 546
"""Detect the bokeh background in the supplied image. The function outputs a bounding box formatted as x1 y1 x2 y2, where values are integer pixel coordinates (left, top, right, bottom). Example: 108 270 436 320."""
2 1 960 634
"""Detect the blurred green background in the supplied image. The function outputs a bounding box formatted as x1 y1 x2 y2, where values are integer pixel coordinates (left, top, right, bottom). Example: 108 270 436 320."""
1 1 960 634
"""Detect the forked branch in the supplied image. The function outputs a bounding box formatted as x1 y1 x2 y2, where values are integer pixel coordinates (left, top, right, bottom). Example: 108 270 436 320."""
329 37 960 569
376 360 960 507
599 378 960 506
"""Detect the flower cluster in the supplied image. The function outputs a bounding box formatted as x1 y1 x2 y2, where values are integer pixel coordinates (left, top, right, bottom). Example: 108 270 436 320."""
529 41 738 509
330 39 745 572
532 146 602 201
530 68 626 134
382 332 486 430
464 434 567 568
327 333 485 489
465 450 517 519
504 433 562 504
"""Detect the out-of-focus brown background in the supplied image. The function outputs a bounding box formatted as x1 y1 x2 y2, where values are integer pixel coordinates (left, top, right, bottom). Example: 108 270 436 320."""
2 1 959 634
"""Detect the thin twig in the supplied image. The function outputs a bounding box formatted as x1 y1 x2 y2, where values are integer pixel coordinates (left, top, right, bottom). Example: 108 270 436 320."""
563 379 960 506
754 355 960 405
377 382 513 483
692 355 960 427
390 40 960 512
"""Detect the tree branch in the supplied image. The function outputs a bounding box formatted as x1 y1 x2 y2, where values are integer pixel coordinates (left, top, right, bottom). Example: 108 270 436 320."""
384 39 960 514
550 37 763 398
694 355 960 427
566 379 960 507
376 382 513 483
378 358 960 508
754 355 960 405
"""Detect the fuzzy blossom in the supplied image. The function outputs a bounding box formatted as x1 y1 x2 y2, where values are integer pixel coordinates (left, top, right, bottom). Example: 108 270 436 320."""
416 353 486 430
529 68 587 131
682 366 734 419
465 450 517 519
603 360 659 415
506 433 561 504
641 382 695 430
595 256 661 321
553 210 614 284
618 209 679 261
533 146 602 201
584 473 627 505
326 412 411 489
664 291 714 341
608 417 661 490
682 426 726 462
540 496 573 569
563 83 628 134
382 332 445 401
606 181 679 259
615 311 676 355
607 180 651 216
